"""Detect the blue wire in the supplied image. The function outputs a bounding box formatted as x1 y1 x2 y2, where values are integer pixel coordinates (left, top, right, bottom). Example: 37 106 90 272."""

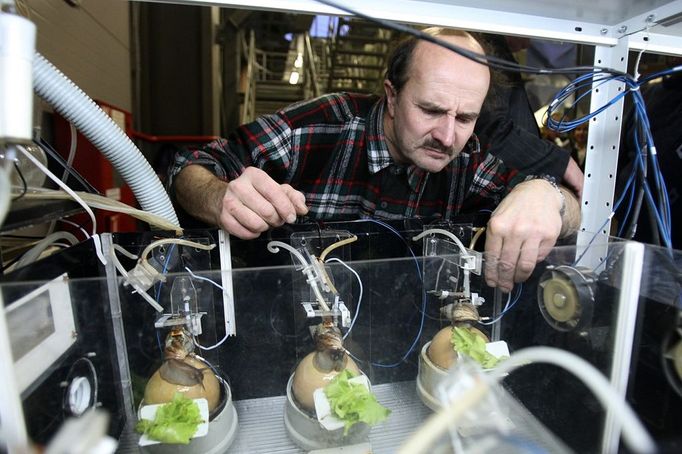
154 243 177 302
546 65 676 261
480 283 523 325
629 89 673 248
154 243 177 355
358 218 427 368
616 169 637 237
573 216 613 267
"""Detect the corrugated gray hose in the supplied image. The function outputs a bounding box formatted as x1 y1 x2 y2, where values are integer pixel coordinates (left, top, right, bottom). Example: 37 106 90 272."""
32 52 180 228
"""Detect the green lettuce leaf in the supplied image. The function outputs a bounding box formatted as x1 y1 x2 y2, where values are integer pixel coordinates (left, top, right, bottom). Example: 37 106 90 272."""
451 326 503 369
324 369 391 435
136 393 204 444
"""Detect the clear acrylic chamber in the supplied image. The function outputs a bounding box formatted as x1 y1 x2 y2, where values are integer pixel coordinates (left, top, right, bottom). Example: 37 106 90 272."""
2 223 681 453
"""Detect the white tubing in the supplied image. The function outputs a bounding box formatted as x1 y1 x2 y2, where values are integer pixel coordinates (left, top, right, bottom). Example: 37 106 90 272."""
412 228 468 255
267 240 330 311
492 347 656 454
32 52 179 228
14 231 79 268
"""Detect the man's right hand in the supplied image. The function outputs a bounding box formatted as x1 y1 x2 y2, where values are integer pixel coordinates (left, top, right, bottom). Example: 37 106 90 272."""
174 165 308 239
219 167 308 238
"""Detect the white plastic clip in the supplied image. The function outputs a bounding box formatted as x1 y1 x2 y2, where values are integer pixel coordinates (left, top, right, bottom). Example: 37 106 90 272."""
92 234 107 266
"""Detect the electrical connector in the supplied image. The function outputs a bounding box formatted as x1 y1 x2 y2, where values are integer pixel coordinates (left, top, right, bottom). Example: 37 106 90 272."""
126 261 165 291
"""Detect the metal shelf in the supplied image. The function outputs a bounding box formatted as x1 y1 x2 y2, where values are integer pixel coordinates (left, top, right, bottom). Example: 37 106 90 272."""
149 0 682 49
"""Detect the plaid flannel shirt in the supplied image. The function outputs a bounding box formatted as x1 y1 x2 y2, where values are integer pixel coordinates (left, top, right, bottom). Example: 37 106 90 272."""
167 92 519 222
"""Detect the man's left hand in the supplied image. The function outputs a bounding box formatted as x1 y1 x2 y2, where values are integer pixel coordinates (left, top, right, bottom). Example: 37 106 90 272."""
484 179 563 293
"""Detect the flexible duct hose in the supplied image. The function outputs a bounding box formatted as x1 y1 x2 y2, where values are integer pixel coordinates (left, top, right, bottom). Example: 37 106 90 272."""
32 52 179 228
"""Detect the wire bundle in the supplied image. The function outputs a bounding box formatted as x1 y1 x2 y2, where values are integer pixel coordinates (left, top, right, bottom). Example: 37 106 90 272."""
546 67 678 251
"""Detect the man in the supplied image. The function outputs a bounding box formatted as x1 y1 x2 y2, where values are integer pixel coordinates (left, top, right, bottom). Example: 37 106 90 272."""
168 28 581 293
477 34 583 197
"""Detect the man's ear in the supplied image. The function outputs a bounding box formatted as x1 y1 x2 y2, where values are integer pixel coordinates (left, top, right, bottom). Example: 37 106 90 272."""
384 80 396 117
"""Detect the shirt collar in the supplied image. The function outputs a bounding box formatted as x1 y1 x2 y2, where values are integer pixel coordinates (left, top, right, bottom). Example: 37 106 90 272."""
366 98 481 192
366 98 393 174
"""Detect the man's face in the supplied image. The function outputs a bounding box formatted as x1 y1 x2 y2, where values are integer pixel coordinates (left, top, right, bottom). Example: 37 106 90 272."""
384 35 490 173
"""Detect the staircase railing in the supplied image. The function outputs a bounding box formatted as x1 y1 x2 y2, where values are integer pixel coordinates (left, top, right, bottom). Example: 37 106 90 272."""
303 32 321 98
326 18 393 94
241 30 257 124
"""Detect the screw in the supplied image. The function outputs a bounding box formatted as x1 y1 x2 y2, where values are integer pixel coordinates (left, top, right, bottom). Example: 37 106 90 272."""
645 14 656 23
617 25 628 34
553 293 567 308
600 28 608 35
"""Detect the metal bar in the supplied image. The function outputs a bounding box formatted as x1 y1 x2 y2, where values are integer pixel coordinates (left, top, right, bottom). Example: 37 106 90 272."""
613 0 682 40
304 32 321 98
218 229 237 336
601 241 645 454
577 37 629 269
629 30 682 56
145 0 619 46
100 234 137 429
241 30 256 123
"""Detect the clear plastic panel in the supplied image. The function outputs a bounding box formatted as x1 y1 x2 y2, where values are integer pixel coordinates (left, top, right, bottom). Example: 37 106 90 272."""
2 234 680 453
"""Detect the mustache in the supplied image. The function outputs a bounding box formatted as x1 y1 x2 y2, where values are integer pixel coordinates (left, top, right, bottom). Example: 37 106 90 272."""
420 139 455 155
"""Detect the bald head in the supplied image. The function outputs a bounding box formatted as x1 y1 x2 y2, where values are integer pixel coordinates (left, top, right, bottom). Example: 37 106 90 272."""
385 28 490 94
383 29 491 173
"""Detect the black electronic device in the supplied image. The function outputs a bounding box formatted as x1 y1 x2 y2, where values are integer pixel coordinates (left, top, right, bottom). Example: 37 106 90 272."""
1 239 127 448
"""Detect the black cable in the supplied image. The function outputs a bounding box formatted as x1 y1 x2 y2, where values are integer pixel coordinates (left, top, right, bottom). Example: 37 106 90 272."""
646 198 662 246
11 162 27 201
624 127 648 240
314 0 631 78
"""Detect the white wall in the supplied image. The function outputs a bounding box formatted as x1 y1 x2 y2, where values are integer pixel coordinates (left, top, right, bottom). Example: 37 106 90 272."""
24 0 131 111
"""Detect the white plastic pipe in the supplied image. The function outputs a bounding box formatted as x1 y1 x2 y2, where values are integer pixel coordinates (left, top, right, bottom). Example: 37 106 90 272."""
32 53 179 228
493 347 656 454
0 12 35 143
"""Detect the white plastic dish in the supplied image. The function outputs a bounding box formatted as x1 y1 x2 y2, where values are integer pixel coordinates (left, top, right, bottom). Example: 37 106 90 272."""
485 340 510 359
138 398 209 446
313 375 370 431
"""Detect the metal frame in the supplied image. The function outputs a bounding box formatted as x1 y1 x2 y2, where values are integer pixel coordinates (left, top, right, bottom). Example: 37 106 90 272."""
218 229 237 336
603 241 646 453
101 235 138 430
145 0 682 44
577 37 629 268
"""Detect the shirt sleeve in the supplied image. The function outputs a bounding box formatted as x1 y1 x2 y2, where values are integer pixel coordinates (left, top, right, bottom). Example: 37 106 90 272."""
165 93 355 200
458 149 520 214
478 115 570 180
165 110 296 198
